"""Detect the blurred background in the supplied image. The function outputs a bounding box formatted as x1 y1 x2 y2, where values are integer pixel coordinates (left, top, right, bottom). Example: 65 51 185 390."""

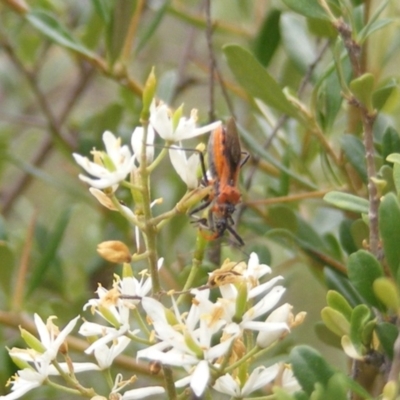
1 0 400 397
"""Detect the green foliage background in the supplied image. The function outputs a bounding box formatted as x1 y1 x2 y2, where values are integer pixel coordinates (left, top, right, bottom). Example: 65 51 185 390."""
1 0 400 398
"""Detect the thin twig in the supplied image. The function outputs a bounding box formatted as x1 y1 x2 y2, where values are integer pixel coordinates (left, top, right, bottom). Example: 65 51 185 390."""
205 0 216 122
334 17 379 257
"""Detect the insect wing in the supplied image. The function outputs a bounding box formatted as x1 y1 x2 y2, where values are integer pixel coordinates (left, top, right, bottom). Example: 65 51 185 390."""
223 117 242 184
207 118 241 183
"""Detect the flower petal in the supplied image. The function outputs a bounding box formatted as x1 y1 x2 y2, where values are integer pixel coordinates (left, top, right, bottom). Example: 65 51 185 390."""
121 386 165 399
190 360 210 397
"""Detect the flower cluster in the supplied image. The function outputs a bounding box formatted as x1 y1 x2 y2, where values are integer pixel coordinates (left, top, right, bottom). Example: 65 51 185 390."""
73 101 220 191
1 253 304 399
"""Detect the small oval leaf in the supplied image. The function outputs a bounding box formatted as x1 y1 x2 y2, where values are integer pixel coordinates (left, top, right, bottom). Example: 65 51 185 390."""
324 191 369 214
25 10 95 58
326 290 353 321
373 277 400 311
321 307 350 337
290 345 335 395
379 193 400 277
347 250 384 309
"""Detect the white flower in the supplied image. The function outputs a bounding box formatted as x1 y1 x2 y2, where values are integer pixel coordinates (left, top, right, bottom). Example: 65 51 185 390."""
244 252 272 283
109 373 165 400
278 364 301 394
168 146 200 189
138 294 238 397
93 336 131 369
1 352 55 400
88 188 136 220
48 362 100 375
80 286 138 354
1 363 48 400
131 126 155 164
73 131 135 190
33 314 79 361
213 364 280 397
150 102 221 142
120 386 165 399
117 259 163 301
256 303 292 348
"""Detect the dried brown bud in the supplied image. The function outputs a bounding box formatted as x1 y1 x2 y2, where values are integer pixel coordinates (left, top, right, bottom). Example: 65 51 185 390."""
149 360 162 375
97 241 131 264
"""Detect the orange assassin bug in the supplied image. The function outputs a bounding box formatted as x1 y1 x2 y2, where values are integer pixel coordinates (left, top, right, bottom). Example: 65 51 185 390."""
191 117 249 246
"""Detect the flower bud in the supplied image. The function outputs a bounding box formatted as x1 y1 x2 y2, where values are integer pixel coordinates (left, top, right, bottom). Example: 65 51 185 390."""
176 186 213 214
122 263 134 278
149 360 162 375
234 281 248 323
141 67 156 122
97 241 131 264
20 329 45 353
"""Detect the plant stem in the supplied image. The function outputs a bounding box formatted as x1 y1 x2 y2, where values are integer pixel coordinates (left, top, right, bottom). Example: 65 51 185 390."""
334 17 379 257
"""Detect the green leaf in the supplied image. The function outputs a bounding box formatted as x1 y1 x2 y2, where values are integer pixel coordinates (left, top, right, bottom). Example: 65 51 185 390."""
340 135 368 184
326 290 353 320
106 0 137 65
81 6 106 50
350 219 369 250
373 80 398 111
350 73 375 112
376 322 398 360
281 0 329 20
347 250 384 310
26 208 72 297
379 193 400 277
290 346 335 395
223 44 298 118
357 0 392 43
373 277 400 311
325 268 364 308
324 191 369 214
25 10 95 59
387 153 400 164
350 304 371 353
379 164 396 195
362 320 376 345
382 127 400 166
324 374 349 400
339 219 358 255
316 65 343 131
321 307 350 336
393 163 400 197
307 17 337 38
92 0 112 23
136 0 170 53
253 8 281 67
